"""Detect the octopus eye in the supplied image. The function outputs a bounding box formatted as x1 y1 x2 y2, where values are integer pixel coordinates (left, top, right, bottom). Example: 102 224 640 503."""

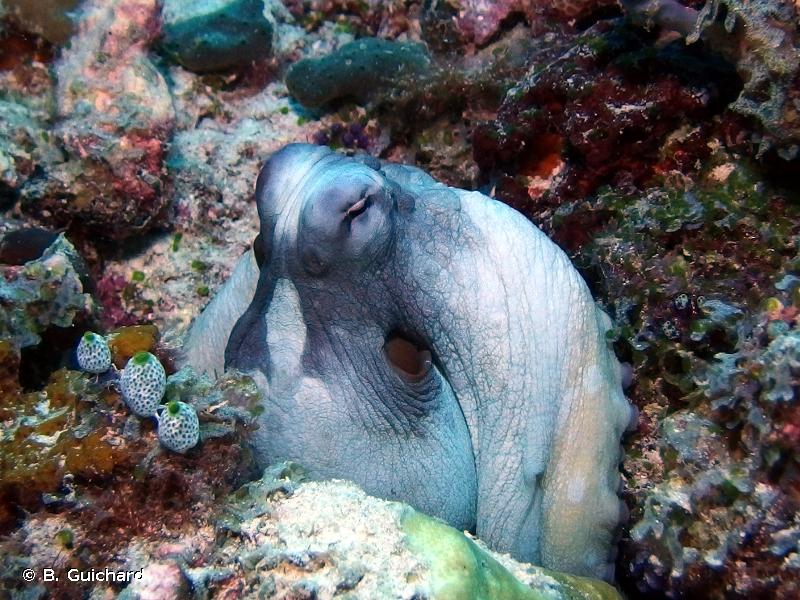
345 196 369 219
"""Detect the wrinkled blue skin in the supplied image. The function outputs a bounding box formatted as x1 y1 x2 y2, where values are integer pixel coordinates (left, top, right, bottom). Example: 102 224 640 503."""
183 144 632 580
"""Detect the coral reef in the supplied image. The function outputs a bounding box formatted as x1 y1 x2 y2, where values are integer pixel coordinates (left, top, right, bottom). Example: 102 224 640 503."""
453 0 620 45
619 287 800 598
284 22 542 168
473 20 740 206
455 0 541 46
690 0 800 159
19 0 174 240
285 0 422 40
312 119 374 150
525 146 800 596
0 367 132 530
0 333 260 537
0 101 62 206
623 0 800 160
404 117 480 188
161 0 273 73
623 324 800 598
0 227 59 266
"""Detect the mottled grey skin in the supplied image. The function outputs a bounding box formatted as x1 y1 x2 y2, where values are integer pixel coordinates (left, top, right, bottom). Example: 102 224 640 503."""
183 144 632 580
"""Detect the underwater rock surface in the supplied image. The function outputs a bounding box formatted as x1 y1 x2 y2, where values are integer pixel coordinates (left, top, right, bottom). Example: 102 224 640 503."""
624 0 800 159
1 463 620 599
18 0 174 240
0 234 90 349
0 0 82 45
0 101 62 204
454 0 620 45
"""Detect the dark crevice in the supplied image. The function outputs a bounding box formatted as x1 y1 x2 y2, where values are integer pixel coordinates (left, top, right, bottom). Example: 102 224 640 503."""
383 329 433 384
574 4 624 31
18 323 87 391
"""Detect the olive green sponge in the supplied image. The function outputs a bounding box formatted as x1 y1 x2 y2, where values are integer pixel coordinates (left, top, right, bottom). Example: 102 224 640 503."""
285 38 431 109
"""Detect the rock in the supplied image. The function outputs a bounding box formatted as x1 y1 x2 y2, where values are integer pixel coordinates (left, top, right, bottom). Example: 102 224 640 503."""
689 0 800 160
160 0 273 73
210 465 621 599
0 228 60 266
410 118 480 188
19 0 174 240
0 359 259 547
623 324 800 598
0 100 63 206
521 141 800 598
285 37 431 109
120 562 190 600
473 21 740 206
1 0 83 45
453 0 620 46
0 457 620 598
0 234 91 350
0 17 58 127
284 0 420 40
352 23 540 138
0 367 132 532
623 0 800 160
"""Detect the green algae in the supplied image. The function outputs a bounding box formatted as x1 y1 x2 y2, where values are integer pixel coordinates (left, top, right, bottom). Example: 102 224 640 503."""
402 511 621 600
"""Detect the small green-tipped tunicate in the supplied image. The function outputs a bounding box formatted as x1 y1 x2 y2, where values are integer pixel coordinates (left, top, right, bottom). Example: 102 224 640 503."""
76 331 112 374
157 400 199 453
120 351 166 417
